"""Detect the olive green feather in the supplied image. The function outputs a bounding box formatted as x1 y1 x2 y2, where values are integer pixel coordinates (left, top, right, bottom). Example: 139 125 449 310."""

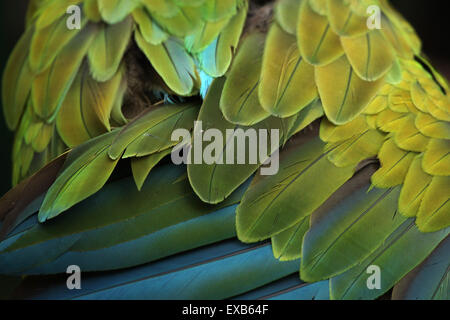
2 27 34 130
326 0 368 37
275 0 301 35
236 137 354 243
132 7 168 45
220 33 269 126
271 217 309 261
97 0 139 24
297 0 343 66
301 182 404 282
38 131 120 222
197 1 247 77
340 30 395 82
135 30 199 96
371 139 416 188
131 149 172 191
188 78 297 204
398 155 432 218
422 139 450 176
315 56 385 125
31 23 98 121
29 15 86 73
259 23 317 118
87 16 133 82
108 103 199 160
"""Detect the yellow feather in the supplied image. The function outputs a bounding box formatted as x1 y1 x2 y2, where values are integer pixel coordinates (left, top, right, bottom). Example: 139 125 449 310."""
422 139 450 176
398 155 432 218
297 0 343 66
327 0 368 37
320 116 367 143
417 175 450 232
327 129 385 168
371 138 416 188
275 0 301 34
316 55 385 125
220 33 270 125
393 115 429 153
341 30 395 81
259 23 317 117
376 108 409 133
415 111 450 140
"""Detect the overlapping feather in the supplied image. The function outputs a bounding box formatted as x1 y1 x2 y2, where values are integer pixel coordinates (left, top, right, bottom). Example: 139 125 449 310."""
1 0 449 301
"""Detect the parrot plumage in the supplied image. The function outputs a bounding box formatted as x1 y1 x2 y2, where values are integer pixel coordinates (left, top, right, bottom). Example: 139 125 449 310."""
0 0 448 300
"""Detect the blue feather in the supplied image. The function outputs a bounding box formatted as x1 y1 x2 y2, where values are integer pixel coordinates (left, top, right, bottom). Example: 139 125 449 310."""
74 244 299 300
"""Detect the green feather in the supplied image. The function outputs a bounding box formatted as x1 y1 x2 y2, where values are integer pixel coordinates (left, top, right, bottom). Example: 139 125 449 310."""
135 30 199 96
386 58 403 85
220 33 270 126
297 0 343 66
259 23 317 117
392 237 449 300
275 0 301 35
415 112 450 140
2 27 34 130
0 165 247 275
301 183 404 282
410 80 433 113
131 149 172 191
201 0 237 22
173 0 206 6
381 14 414 59
398 155 432 218
376 108 409 133
38 131 120 222
320 116 367 143
140 0 179 18
417 176 450 232
371 139 416 188
29 14 86 73
31 123 53 153
185 16 231 53
316 55 385 125
330 219 449 300
341 30 395 81
271 217 309 261
388 87 413 113
132 7 168 45
422 139 450 176
151 6 202 38
393 115 429 152
35 0 81 30
108 103 199 160
56 63 124 147
308 0 328 16
97 0 139 24
24 115 43 146
326 129 385 168
326 0 368 37
285 99 324 137
188 78 297 204
83 0 102 22
198 1 247 77
236 137 354 243
31 23 98 121
87 16 133 82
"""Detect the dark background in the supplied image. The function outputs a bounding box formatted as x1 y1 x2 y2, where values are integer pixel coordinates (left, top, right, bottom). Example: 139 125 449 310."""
0 1 449 195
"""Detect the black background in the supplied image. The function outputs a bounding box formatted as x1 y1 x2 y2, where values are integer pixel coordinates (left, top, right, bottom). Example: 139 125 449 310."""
0 1 449 196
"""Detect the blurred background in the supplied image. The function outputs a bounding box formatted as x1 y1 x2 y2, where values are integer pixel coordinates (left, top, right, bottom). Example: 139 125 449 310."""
0 0 449 195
